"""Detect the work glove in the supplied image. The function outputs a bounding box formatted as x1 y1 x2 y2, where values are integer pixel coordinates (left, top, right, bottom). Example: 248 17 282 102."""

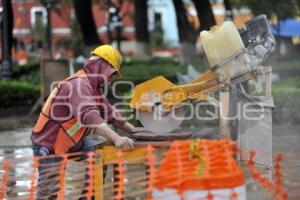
114 136 134 149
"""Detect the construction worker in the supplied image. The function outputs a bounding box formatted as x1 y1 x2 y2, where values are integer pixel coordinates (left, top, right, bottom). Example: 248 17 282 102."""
31 45 137 199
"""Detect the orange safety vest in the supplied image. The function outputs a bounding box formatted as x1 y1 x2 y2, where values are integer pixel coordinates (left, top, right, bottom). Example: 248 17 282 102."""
33 70 97 154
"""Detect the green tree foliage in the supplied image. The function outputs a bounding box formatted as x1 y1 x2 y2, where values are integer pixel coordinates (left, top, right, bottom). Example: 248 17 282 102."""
0 81 40 108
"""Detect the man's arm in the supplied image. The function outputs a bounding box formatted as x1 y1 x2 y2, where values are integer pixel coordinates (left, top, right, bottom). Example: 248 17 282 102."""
68 79 134 149
100 91 150 134
101 96 137 133
100 96 149 133
119 121 136 133
95 123 134 149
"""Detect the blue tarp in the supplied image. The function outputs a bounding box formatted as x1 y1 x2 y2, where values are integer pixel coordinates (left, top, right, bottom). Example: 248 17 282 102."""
271 19 300 37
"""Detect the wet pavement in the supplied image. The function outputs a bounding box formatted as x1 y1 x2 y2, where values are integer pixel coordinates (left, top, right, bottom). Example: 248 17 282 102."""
0 127 32 147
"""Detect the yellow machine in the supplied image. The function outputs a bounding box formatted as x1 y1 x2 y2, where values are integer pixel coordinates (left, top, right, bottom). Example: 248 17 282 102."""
130 15 275 133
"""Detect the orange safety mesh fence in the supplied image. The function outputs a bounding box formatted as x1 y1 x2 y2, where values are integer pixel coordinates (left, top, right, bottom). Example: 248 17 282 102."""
0 140 299 200
153 140 245 191
245 152 288 200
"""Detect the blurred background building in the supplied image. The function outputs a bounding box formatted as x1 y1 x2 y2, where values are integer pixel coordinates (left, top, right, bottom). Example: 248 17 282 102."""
0 0 255 62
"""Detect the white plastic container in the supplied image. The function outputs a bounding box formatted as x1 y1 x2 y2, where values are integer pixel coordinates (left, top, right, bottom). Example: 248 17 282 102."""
200 22 251 78
152 185 246 200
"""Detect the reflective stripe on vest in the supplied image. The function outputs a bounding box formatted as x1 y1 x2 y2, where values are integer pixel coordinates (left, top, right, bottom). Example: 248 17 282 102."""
67 122 81 137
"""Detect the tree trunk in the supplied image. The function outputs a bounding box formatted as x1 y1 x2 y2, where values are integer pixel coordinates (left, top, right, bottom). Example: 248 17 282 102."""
224 0 234 21
173 0 196 65
134 0 151 60
72 0 102 52
192 0 216 32
1 0 13 80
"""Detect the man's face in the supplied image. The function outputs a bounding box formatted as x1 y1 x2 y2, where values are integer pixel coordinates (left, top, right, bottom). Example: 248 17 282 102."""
105 64 117 85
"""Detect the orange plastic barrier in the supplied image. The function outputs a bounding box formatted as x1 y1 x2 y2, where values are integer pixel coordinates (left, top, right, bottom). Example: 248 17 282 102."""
153 140 245 192
246 152 288 200
0 160 10 200
28 157 39 200
0 140 297 199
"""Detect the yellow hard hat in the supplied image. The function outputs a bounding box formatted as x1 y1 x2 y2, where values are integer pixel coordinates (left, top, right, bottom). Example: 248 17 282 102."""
90 45 122 76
